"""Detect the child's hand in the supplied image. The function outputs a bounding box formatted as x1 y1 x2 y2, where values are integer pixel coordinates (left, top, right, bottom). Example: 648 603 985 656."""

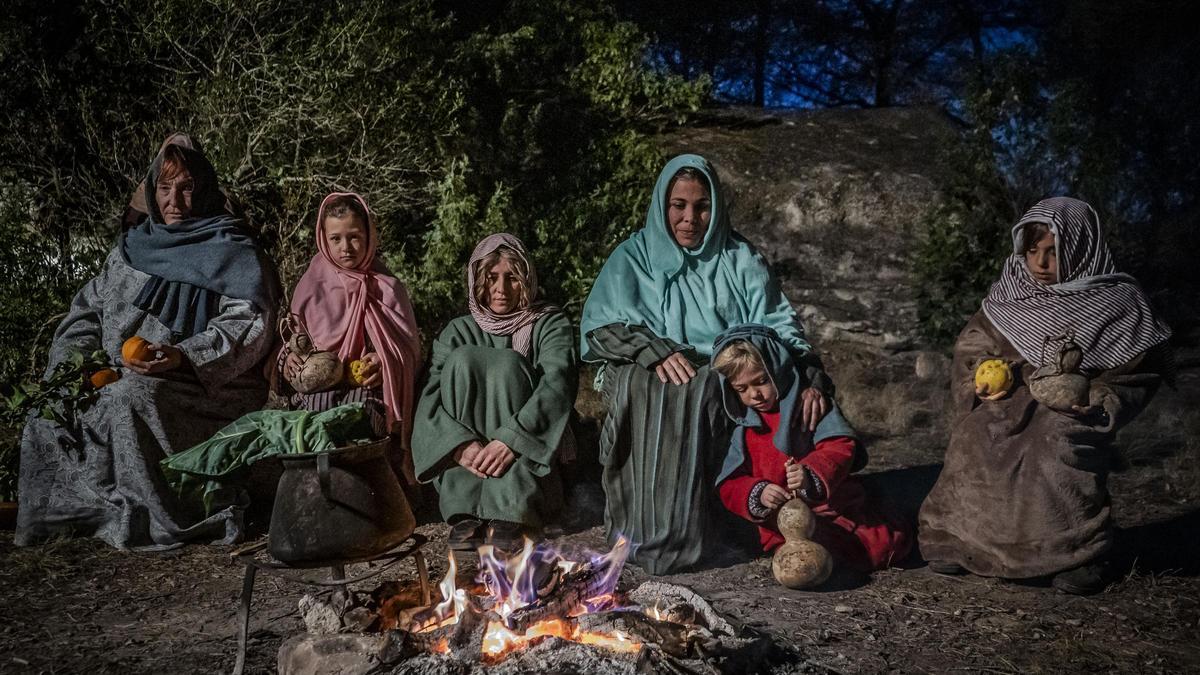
759 484 791 511
284 351 304 380
359 352 382 387
798 387 829 432
785 461 812 494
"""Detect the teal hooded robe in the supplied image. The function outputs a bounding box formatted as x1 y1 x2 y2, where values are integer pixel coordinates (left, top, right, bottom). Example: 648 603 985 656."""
580 154 825 574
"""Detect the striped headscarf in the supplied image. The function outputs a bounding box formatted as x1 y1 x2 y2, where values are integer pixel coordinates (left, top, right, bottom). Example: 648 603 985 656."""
467 233 556 358
981 197 1171 373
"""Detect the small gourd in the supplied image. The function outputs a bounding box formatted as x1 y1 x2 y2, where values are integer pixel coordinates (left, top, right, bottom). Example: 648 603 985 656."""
771 499 833 589
1028 331 1089 412
280 314 344 394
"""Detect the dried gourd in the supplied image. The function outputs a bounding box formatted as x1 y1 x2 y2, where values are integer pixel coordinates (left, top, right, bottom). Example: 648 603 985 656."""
771 499 832 589
1029 332 1089 411
280 314 344 394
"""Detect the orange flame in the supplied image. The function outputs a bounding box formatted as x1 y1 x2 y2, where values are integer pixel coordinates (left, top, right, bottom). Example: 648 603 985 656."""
480 619 641 660
414 536 641 660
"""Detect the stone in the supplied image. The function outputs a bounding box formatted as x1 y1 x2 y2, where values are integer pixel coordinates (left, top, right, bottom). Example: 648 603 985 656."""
299 594 342 635
277 633 384 675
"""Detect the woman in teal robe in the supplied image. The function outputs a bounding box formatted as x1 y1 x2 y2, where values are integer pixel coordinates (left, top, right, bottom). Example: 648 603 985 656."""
412 234 578 553
580 154 829 574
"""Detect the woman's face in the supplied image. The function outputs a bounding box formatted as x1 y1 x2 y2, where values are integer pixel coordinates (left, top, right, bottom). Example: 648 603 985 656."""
667 177 712 250
324 213 369 269
155 168 195 225
728 365 779 413
486 257 523 315
1024 227 1058 285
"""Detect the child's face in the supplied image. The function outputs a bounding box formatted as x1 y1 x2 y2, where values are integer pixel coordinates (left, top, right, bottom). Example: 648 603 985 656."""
324 213 369 269
728 365 779 413
1024 228 1058 285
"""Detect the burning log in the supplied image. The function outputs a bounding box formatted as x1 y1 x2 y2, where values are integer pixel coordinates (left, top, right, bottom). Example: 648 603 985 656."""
575 610 692 658
627 581 736 637
446 596 492 662
504 559 615 633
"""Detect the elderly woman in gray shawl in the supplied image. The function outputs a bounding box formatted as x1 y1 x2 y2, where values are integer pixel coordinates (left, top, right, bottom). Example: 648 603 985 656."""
412 234 578 555
918 197 1171 594
15 133 280 550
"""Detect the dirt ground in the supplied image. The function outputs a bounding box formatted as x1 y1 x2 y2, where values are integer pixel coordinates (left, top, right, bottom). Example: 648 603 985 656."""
2 423 1198 675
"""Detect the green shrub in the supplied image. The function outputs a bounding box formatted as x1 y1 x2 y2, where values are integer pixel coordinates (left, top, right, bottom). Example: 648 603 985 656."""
0 0 707 498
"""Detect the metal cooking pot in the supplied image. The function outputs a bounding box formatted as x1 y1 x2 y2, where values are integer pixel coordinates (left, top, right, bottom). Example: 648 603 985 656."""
268 438 415 566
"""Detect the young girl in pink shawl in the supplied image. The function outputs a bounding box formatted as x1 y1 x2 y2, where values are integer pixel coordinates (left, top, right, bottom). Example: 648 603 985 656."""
277 193 422 482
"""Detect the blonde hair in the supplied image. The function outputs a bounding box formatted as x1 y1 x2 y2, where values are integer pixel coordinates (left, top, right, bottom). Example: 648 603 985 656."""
472 246 533 312
712 340 766 380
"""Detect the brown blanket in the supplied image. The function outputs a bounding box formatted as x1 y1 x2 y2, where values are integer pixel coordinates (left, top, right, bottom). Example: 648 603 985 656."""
918 312 1163 578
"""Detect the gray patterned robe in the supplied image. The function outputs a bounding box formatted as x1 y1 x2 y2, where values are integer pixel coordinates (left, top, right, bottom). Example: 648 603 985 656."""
15 248 274 550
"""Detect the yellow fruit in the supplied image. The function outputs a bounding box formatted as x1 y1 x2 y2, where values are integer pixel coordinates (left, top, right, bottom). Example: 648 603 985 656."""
347 359 369 386
89 368 120 389
121 336 157 364
974 359 1014 400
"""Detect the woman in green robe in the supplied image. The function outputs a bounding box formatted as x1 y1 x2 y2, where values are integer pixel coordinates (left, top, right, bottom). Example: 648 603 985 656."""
412 234 578 553
580 154 830 574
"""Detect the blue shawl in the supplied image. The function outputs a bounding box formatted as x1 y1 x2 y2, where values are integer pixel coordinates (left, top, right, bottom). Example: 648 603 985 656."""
711 324 860 485
580 154 812 361
120 137 279 339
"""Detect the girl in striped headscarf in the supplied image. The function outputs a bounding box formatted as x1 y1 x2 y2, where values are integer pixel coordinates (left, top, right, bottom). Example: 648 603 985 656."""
918 197 1171 595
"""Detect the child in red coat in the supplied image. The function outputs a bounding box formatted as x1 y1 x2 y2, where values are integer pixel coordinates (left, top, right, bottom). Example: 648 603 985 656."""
712 325 911 572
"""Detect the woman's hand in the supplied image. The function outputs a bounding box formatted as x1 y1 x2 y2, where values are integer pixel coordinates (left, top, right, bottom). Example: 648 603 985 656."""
476 440 516 478
797 387 829 432
359 352 382 387
759 483 791 512
284 351 304 380
453 440 488 479
785 460 812 495
655 352 696 386
126 343 185 376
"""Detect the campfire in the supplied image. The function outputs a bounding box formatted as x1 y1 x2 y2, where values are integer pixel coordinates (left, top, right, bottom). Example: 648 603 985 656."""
281 536 782 674
401 536 639 661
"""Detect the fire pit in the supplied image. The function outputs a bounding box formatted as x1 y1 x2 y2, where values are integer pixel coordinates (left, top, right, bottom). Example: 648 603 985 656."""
231 533 432 675
278 536 789 675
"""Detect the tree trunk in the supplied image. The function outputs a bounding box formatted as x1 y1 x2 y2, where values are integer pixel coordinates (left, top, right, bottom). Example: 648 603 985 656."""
753 0 771 106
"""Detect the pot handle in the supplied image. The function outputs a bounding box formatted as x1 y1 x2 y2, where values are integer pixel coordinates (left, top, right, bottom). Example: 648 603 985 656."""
317 452 333 501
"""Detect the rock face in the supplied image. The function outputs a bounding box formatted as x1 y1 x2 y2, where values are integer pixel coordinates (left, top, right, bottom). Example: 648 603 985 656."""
666 106 958 450
669 106 957 353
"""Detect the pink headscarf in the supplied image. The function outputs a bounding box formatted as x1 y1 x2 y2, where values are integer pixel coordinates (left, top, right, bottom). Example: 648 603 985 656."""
291 193 422 444
467 234 556 357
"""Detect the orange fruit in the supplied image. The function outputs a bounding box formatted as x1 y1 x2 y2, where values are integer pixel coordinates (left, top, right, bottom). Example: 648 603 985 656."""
121 336 156 363
347 359 369 386
89 368 120 389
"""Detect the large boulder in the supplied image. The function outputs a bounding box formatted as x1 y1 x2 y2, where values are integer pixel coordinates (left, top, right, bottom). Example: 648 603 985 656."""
665 106 959 450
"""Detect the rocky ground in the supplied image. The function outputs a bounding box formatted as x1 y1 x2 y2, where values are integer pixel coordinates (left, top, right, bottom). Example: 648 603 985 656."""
2 408 1197 674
